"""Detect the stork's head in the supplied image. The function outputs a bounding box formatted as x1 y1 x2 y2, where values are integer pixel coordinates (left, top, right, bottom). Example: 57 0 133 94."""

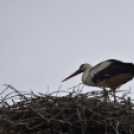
62 64 92 82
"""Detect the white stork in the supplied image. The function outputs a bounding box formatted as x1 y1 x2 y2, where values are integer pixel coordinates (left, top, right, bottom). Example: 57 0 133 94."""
62 59 134 101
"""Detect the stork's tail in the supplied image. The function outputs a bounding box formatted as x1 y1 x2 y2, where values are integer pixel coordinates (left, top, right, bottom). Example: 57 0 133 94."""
125 63 134 74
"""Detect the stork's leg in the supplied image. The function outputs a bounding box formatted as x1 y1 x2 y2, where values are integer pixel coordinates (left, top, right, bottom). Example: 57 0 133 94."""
103 88 108 101
112 88 116 102
103 88 106 92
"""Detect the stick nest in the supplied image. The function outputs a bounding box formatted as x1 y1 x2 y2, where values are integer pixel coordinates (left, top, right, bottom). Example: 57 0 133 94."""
0 84 134 134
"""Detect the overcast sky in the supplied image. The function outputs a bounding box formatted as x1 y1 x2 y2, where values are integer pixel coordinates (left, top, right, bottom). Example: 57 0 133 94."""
1 1 134 98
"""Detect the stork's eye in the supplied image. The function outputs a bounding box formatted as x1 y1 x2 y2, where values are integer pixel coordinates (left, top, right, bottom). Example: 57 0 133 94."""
80 64 84 69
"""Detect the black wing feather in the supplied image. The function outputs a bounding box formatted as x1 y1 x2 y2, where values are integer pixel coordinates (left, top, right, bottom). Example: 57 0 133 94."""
92 59 134 83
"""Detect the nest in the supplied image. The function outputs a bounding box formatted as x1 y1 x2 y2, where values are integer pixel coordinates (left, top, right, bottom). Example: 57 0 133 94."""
0 84 134 134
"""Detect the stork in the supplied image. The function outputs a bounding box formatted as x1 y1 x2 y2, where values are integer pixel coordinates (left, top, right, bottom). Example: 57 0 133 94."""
62 59 134 101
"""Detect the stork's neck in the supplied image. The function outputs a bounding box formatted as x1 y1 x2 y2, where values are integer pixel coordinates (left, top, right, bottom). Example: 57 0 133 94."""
82 68 91 84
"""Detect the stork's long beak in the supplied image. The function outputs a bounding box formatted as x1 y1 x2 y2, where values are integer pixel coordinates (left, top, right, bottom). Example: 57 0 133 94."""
62 69 82 82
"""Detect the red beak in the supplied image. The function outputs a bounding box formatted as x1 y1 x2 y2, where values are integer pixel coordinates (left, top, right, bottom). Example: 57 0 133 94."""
62 69 82 82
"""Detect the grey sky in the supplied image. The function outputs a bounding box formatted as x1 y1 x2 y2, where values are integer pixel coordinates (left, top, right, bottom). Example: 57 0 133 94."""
0 1 134 97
